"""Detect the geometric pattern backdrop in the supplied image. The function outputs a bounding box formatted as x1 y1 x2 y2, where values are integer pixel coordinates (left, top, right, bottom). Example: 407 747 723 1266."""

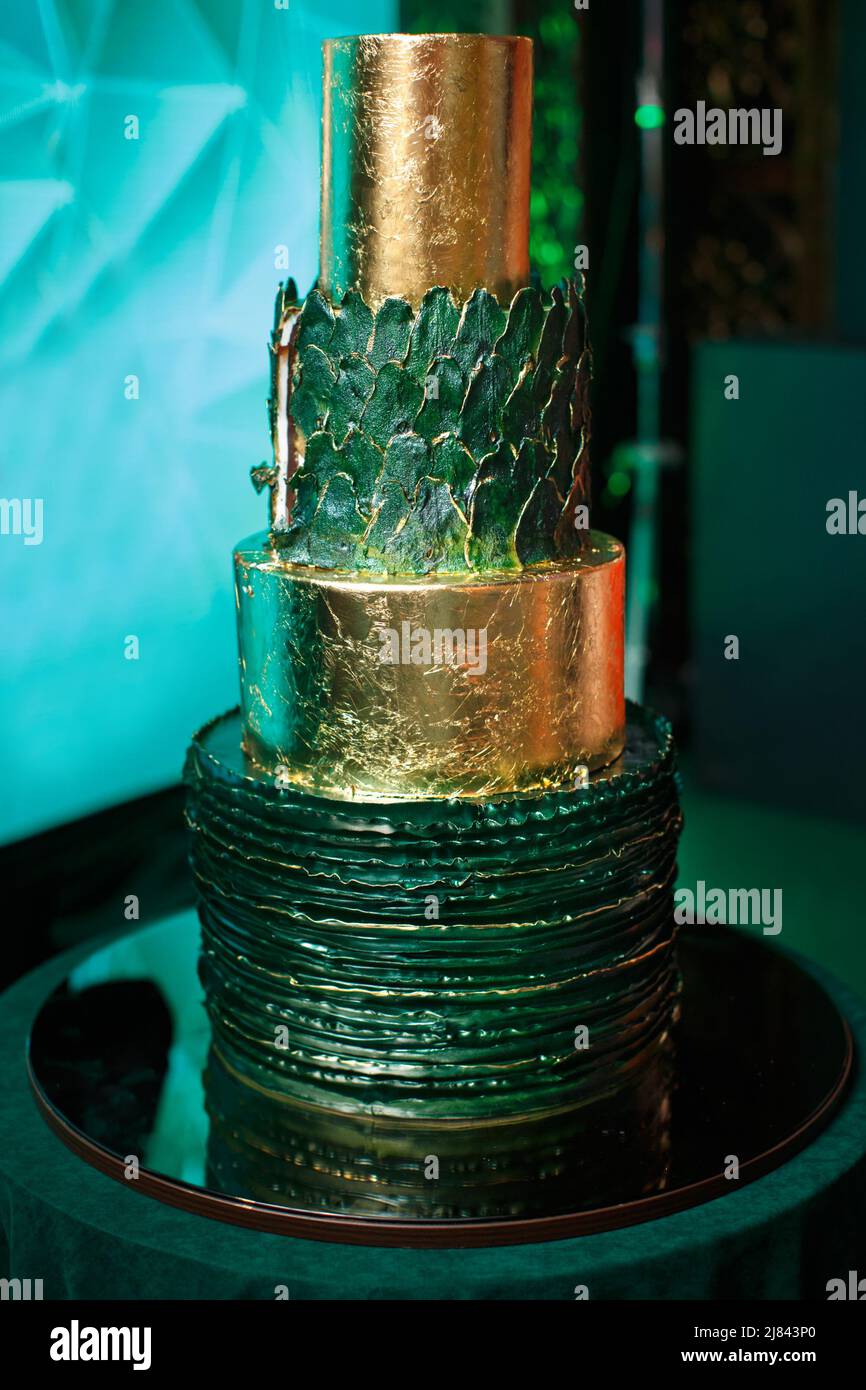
0 0 394 842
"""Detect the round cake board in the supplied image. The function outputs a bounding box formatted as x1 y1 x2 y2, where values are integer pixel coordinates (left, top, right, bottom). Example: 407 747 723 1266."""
24 913 852 1250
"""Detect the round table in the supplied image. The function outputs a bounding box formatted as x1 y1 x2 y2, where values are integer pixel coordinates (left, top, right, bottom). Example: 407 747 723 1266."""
2 922 865 1300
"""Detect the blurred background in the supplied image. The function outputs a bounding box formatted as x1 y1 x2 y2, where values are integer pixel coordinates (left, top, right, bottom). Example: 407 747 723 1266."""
2 1 864 994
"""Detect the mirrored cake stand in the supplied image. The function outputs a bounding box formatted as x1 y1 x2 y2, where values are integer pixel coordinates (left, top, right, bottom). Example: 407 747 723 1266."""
24 913 852 1250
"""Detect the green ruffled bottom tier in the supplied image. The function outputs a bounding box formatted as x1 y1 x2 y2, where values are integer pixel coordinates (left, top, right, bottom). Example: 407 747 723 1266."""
184 704 683 1128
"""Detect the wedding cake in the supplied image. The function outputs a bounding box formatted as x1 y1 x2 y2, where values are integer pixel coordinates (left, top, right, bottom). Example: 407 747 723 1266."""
185 33 682 1219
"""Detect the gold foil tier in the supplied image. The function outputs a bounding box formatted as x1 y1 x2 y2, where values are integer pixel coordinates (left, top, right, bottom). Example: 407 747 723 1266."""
320 34 533 309
235 531 625 800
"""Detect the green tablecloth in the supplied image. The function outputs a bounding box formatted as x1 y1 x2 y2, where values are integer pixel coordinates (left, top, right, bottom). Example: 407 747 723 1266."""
1 932 864 1300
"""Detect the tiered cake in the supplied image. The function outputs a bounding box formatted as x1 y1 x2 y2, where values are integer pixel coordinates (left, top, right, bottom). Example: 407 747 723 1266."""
185 33 683 1219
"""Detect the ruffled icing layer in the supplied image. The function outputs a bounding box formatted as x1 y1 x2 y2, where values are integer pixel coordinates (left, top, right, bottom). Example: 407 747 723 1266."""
185 704 682 1121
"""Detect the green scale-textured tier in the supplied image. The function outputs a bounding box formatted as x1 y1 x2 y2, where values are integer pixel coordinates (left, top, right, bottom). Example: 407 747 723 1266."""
257 276 591 574
185 704 682 1122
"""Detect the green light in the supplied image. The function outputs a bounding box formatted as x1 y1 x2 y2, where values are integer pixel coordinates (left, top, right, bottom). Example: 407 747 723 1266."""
537 238 564 267
608 471 632 497
635 104 665 130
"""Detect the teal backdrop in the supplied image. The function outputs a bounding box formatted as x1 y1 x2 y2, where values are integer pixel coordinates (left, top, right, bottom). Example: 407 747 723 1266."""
0 0 395 844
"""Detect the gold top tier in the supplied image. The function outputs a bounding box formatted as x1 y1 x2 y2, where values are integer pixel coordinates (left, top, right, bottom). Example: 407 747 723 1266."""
320 33 533 310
